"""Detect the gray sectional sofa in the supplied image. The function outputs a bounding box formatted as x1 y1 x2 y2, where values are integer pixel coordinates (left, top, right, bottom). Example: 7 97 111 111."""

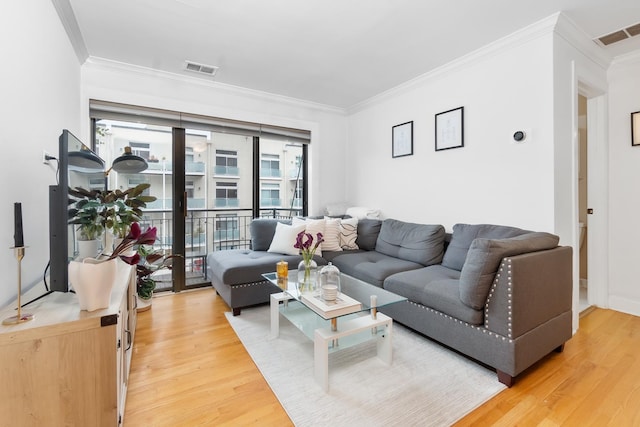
207 217 573 386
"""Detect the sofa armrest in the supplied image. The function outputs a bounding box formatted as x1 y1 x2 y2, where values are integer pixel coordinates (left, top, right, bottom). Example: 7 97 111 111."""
484 246 572 339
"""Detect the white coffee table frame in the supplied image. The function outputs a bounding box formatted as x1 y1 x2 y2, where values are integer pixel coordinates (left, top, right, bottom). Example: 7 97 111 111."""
270 291 393 392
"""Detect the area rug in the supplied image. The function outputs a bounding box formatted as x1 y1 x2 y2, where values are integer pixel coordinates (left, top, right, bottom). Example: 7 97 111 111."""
225 305 505 427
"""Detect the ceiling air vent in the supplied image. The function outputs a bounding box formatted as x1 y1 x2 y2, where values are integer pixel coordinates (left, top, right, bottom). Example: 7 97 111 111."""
596 22 640 46
184 60 219 76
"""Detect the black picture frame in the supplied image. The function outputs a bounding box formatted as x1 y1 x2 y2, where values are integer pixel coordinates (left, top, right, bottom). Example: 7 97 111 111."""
632 111 640 147
435 106 464 151
392 121 413 158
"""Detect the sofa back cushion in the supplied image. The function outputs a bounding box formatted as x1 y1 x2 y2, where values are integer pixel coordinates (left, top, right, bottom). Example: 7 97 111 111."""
459 232 560 309
250 218 292 251
356 219 382 251
374 219 445 266
441 224 528 271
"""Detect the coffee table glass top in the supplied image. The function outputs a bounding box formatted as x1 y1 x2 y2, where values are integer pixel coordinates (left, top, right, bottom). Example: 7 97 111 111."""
263 270 406 315
265 269 406 352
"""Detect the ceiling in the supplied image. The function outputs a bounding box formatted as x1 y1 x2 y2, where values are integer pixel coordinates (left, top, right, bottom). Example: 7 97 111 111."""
66 0 640 109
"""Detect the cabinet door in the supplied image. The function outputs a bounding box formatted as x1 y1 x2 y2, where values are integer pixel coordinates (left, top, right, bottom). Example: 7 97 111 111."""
0 325 118 426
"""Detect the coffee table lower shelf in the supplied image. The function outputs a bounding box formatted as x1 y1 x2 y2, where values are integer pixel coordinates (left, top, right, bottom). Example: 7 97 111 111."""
269 292 393 392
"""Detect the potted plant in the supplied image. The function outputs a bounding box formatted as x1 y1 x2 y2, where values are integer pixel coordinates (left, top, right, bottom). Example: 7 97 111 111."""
109 222 180 311
68 183 157 253
68 198 104 259
99 184 157 239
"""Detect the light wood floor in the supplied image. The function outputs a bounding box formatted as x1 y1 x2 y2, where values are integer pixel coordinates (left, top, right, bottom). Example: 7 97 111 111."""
125 288 640 426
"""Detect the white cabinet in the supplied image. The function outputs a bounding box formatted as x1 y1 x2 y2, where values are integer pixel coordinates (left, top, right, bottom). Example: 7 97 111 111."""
0 264 136 426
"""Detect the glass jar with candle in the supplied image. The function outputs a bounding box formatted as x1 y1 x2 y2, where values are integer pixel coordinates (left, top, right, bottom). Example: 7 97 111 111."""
319 262 341 301
276 260 288 289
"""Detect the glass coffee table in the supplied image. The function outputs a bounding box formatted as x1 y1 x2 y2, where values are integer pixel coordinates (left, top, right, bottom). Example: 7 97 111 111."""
263 270 407 391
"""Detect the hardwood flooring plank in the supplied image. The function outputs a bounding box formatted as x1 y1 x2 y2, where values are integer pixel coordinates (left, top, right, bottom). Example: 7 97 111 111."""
125 289 640 426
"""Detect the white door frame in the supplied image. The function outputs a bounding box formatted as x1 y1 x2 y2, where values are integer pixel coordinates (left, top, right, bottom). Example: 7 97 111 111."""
574 79 609 331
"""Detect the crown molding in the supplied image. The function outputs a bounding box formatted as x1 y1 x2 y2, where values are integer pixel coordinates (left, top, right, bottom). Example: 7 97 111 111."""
554 12 612 70
84 57 347 116
610 48 640 67
346 12 618 114
51 0 88 63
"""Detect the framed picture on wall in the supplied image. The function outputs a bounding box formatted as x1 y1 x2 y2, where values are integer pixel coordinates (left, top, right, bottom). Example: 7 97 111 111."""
392 121 413 158
435 106 464 151
632 111 640 146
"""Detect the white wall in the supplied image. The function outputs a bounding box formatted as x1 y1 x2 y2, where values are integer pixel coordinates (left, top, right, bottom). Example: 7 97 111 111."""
80 60 349 217
346 27 556 233
0 1 81 306
607 53 640 316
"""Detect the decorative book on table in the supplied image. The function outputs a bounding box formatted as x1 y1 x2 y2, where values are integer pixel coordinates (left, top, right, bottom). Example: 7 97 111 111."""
300 292 362 318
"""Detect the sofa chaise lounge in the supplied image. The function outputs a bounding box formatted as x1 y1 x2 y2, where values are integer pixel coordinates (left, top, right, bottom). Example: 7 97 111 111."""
207 217 573 386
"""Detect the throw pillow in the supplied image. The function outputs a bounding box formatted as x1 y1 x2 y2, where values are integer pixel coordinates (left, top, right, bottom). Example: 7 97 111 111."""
267 222 306 256
250 218 291 251
339 217 359 250
355 219 382 251
325 202 349 217
459 232 560 309
374 219 445 266
292 217 326 256
345 206 382 220
322 217 343 252
441 223 529 271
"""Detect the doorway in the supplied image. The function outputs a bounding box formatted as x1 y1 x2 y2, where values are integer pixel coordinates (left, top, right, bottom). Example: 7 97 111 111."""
577 95 589 313
575 82 609 327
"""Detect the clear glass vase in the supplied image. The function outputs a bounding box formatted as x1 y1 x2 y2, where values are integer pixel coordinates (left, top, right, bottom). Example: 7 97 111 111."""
297 259 318 294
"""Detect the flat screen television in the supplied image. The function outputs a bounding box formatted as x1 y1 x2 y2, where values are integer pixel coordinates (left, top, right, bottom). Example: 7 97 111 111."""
48 129 105 292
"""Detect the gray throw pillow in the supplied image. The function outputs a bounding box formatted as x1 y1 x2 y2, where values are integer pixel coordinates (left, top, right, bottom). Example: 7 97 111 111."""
250 218 292 251
356 219 382 251
441 224 528 271
459 232 560 309
374 219 445 266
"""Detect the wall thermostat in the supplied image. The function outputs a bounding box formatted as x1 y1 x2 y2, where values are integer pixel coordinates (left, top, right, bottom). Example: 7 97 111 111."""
513 131 526 142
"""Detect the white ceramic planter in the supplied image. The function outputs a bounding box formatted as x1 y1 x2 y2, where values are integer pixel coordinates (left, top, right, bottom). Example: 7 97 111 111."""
77 239 100 260
69 257 118 311
136 296 152 312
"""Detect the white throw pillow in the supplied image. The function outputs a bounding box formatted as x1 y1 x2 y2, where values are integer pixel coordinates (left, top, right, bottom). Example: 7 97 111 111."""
325 202 350 217
267 222 306 256
322 217 342 252
345 206 382 220
292 217 325 256
340 217 359 250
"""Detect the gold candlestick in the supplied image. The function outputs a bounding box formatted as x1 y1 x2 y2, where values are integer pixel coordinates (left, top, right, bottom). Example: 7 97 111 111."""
3 247 34 325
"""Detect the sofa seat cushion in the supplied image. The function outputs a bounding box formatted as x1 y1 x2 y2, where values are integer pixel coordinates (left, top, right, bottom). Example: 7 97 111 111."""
207 250 325 286
383 266 483 325
375 219 445 266
460 232 560 309
441 224 529 271
330 251 424 287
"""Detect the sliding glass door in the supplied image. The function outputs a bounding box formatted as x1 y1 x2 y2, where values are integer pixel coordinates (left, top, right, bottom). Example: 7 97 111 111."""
91 100 309 295
95 119 178 291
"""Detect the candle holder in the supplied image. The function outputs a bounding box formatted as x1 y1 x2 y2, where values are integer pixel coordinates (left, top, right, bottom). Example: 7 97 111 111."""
2 246 34 325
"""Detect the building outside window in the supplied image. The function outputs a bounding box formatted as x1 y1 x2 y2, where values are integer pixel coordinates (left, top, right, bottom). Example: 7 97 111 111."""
261 182 281 207
215 149 239 176
215 182 238 208
260 153 281 178
130 142 150 160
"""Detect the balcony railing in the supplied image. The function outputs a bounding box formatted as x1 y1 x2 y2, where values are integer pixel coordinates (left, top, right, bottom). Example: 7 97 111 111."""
214 229 241 240
146 198 205 209
214 165 240 176
260 168 282 178
214 198 240 208
260 198 281 207
145 161 205 174
139 208 302 252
